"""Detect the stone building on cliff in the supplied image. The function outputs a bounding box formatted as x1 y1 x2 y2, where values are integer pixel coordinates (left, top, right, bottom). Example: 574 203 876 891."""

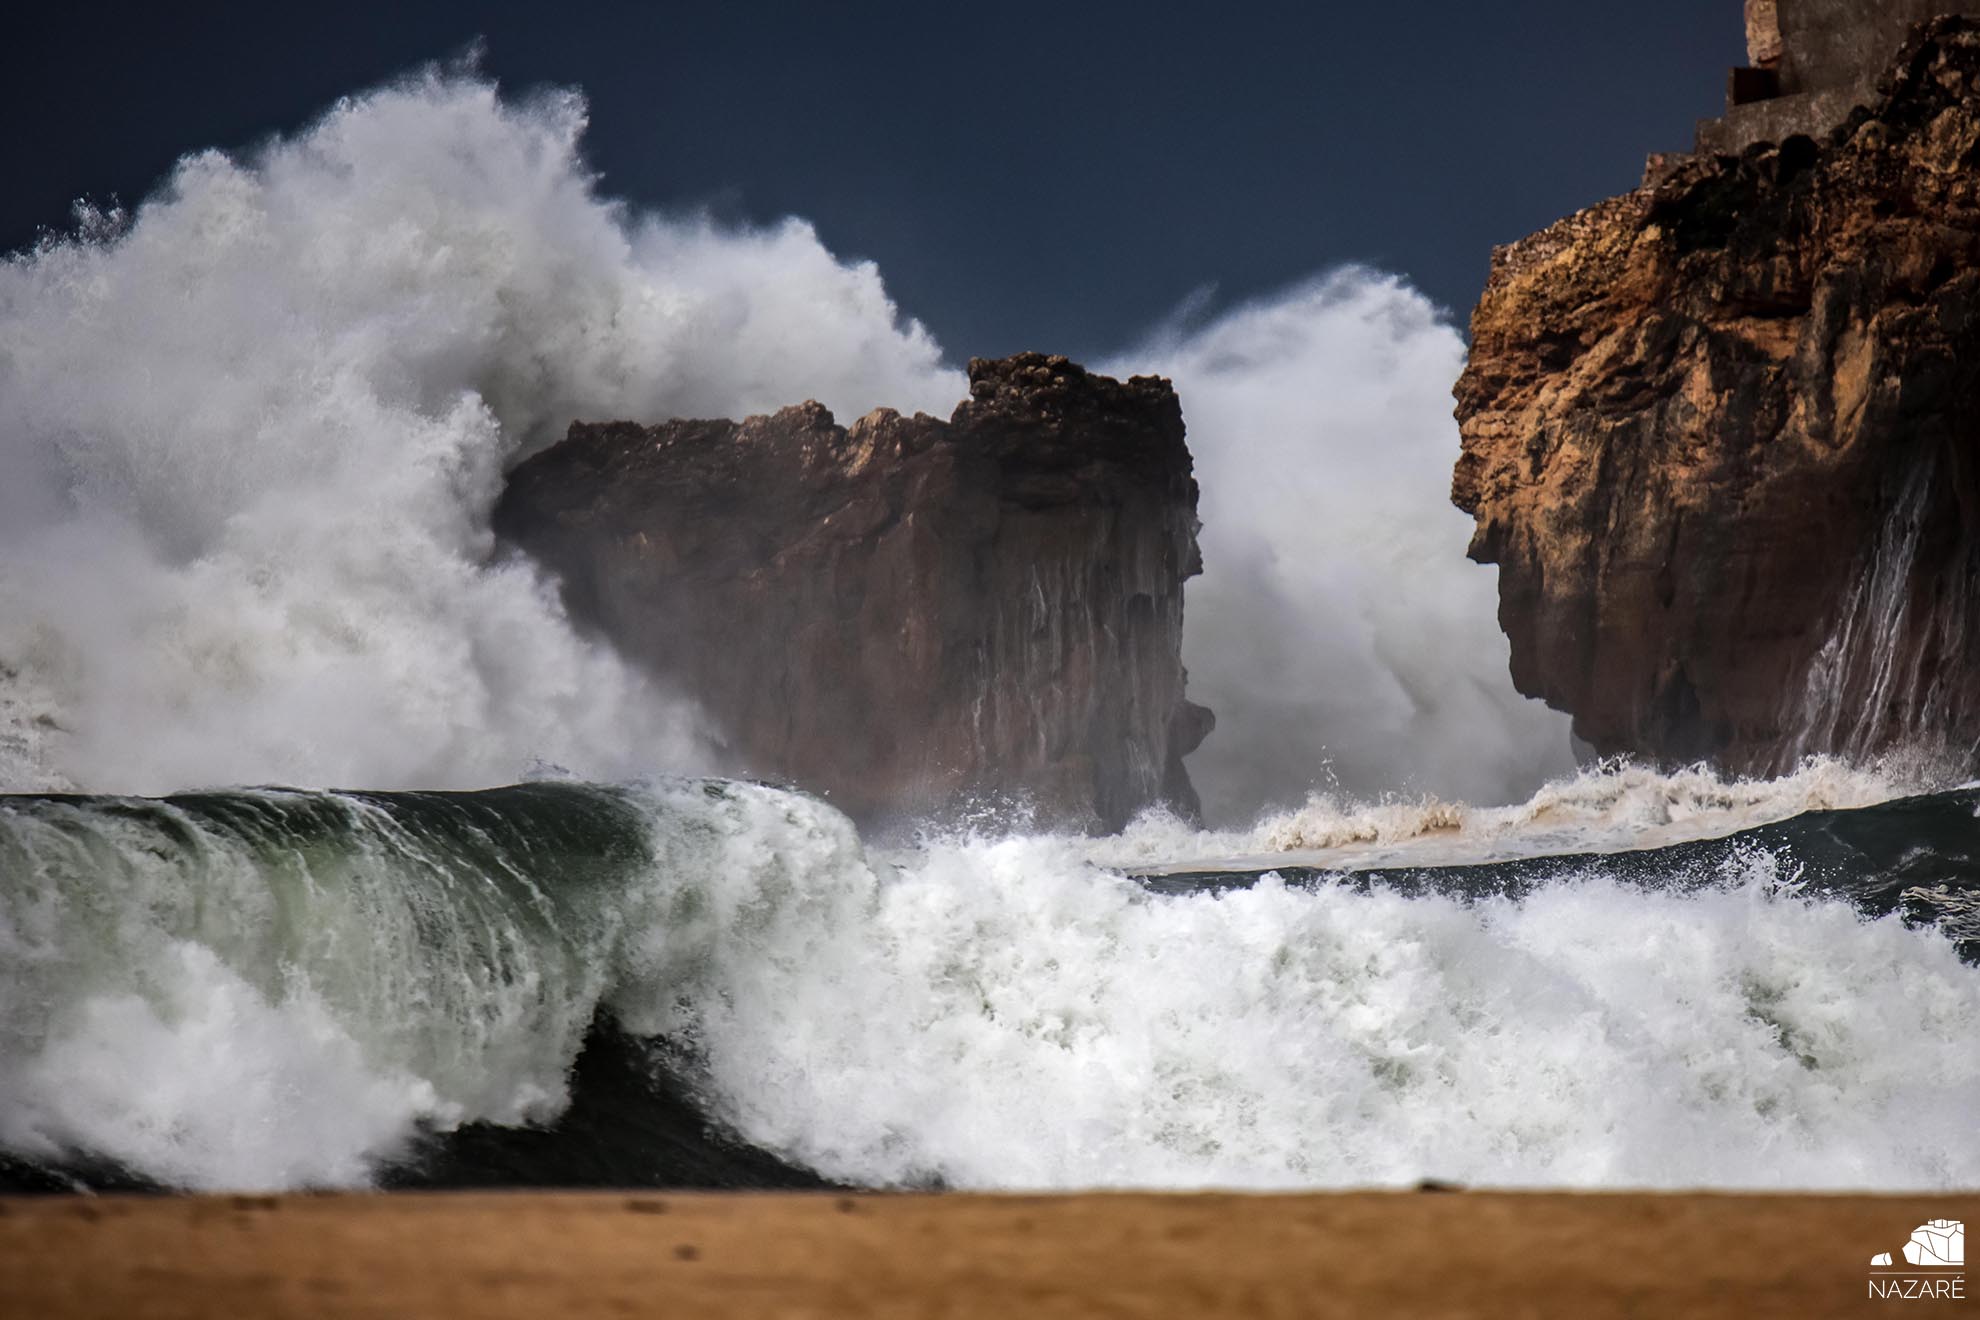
1698 0 1980 152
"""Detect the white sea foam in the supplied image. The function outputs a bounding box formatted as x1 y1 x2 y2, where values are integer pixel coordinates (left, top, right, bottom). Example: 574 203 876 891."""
0 787 631 1187
677 787 1979 1191
0 70 959 796
1104 274 1576 820
7 780 1973 1193
5 944 445 1189
1 71 1973 1198
1096 753 1949 876
0 66 1581 820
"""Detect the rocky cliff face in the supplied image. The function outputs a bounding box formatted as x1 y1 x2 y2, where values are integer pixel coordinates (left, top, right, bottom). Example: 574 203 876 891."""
495 353 1211 830
1453 17 1980 775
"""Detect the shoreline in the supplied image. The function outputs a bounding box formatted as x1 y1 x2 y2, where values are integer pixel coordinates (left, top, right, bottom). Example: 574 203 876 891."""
3 1188 1967 1318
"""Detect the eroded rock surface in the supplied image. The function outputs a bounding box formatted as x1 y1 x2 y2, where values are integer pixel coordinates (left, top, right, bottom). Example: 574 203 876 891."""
495 353 1210 830
1454 18 1980 774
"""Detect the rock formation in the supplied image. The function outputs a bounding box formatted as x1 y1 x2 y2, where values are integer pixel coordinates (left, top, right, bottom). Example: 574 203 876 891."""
1453 16 1980 775
495 353 1211 830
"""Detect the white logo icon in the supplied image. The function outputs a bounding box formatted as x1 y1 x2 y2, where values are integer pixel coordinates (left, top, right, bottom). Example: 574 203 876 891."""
1871 1220 1965 1269
1868 1220 1965 1301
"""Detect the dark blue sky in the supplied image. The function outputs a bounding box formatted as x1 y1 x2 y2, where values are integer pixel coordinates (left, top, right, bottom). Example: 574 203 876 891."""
7 2 1739 357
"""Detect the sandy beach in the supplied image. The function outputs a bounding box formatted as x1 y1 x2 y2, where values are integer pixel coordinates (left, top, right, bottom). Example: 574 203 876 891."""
1 1189 1965 1318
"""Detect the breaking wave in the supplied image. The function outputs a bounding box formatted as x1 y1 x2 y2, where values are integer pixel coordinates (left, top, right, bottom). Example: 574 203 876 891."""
1096 752 1957 875
3 769 1975 1193
3 66 1975 1203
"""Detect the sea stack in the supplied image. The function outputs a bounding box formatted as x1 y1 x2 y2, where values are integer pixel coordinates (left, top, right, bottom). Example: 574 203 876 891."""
1453 12 1980 774
494 353 1212 830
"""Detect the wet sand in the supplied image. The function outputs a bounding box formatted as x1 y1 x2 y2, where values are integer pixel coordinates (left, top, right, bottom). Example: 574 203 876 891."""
0 1189 1965 1318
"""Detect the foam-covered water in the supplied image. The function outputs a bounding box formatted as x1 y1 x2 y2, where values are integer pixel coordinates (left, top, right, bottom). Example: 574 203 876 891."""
2 67 1976 1200
1096 753 1954 876
2 770 1975 1193
0 783 655 1186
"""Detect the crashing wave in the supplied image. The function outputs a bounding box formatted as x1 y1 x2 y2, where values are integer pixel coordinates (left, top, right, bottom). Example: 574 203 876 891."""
1096 753 1957 875
2 776 1976 1193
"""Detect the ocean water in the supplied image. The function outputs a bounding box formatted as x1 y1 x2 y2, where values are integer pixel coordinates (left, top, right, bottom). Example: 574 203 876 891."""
1 768 1976 1194
0 70 1975 1196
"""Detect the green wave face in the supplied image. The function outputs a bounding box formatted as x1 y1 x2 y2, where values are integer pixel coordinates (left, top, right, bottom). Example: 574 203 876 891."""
0 778 873 1189
2 779 1978 1195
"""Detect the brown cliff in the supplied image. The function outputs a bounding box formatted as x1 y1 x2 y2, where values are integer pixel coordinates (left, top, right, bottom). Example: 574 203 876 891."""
494 353 1212 830
1453 17 1980 775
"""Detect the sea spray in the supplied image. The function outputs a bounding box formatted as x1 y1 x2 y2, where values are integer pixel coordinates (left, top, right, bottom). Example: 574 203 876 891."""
1091 752 1954 876
0 71 958 796
688 815 1980 1191
1 67 1574 819
1104 274 1576 819
2 767 1976 1193
2 68 1974 1200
